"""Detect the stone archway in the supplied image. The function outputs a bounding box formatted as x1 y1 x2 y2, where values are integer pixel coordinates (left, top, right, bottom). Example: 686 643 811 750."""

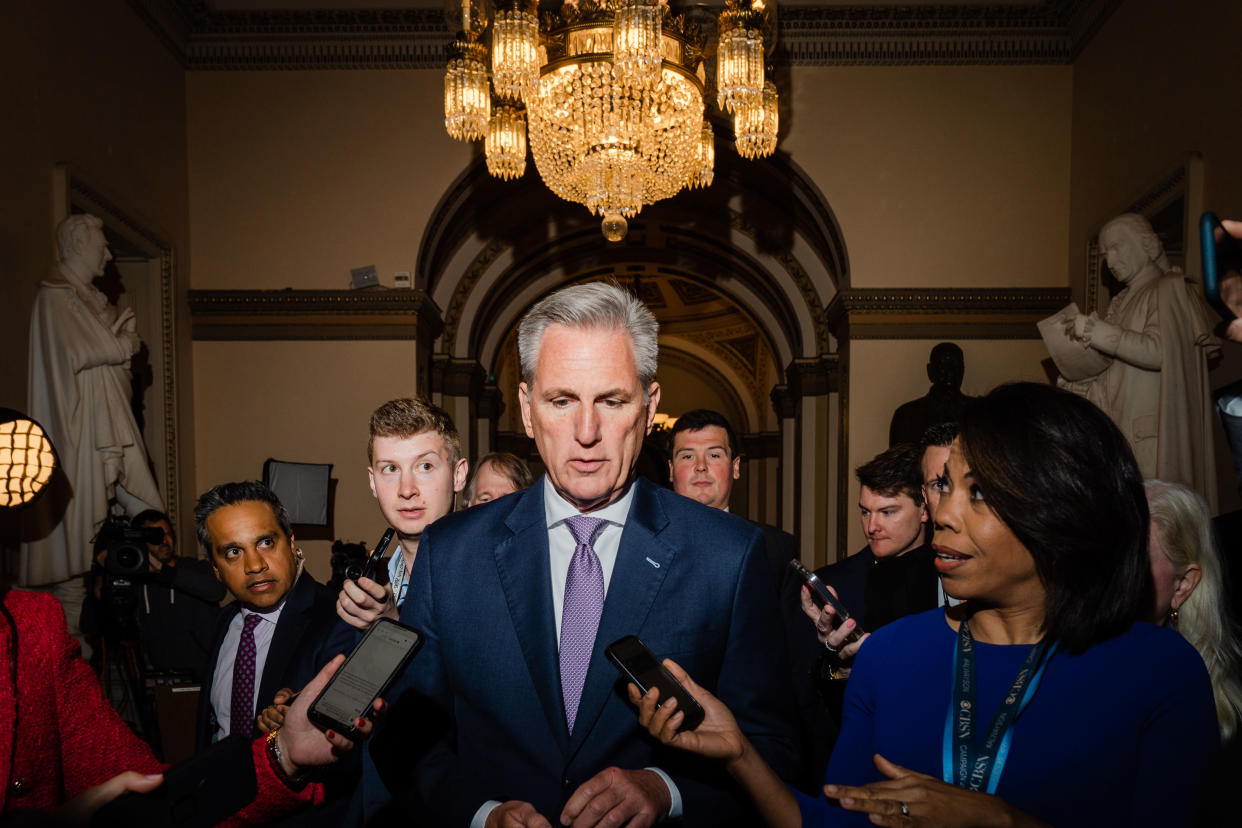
418 139 847 563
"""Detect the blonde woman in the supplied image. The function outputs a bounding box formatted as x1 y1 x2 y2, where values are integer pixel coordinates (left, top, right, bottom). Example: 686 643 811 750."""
1146 480 1242 740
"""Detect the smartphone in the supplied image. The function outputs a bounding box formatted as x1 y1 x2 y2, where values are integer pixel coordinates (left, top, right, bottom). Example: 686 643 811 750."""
308 617 423 739
93 734 256 828
347 527 394 585
605 635 705 731
788 558 864 644
1201 211 1242 322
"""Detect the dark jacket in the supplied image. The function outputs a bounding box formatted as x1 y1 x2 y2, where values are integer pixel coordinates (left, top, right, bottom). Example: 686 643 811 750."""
196 570 338 750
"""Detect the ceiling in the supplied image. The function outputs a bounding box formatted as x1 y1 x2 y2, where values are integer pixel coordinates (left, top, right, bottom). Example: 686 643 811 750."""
130 0 1121 70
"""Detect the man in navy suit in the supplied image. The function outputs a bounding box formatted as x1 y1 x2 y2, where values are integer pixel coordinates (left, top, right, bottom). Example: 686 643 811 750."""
193 481 338 750
372 282 797 827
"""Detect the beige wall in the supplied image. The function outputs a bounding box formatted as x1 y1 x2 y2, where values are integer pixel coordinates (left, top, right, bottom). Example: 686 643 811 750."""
187 70 474 290
0 0 190 545
843 339 1052 555
784 64 1073 291
192 340 422 580
1070 0 1242 511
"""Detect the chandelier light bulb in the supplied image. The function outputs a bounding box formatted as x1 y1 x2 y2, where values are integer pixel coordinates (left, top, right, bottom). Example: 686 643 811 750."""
716 1 765 114
690 120 715 188
613 0 665 86
492 0 540 102
486 103 529 180
444 36 490 141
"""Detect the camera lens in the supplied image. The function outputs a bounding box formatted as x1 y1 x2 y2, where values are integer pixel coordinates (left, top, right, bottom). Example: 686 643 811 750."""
345 563 363 581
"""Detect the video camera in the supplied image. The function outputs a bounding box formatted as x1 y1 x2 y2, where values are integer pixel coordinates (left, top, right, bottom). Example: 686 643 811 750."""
96 519 164 576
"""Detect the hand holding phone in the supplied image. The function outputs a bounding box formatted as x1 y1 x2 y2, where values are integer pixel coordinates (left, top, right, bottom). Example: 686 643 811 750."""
1202 211 1242 324
347 528 395 586
308 617 422 740
606 635 705 731
788 558 864 645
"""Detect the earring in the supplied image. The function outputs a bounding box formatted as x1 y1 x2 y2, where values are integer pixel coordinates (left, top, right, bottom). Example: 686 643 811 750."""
1168 608 1179 627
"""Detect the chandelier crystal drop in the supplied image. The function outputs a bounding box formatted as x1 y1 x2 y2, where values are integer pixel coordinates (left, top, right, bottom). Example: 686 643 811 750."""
491 0 540 102
444 35 490 141
716 0 765 114
734 79 778 159
690 121 714 188
486 103 529 180
440 0 778 240
613 0 666 86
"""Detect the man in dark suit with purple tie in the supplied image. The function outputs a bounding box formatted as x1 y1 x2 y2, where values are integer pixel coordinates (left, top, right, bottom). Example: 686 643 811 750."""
364 282 797 828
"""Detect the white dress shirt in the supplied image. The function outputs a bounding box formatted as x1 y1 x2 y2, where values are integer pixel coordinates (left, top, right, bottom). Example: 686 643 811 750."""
209 597 286 742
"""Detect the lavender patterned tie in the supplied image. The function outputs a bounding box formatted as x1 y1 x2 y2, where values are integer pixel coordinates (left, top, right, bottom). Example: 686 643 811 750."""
560 515 607 733
230 613 263 737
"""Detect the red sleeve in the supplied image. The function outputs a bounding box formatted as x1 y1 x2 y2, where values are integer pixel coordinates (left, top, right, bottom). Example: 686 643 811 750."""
217 737 325 826
48 598 164 799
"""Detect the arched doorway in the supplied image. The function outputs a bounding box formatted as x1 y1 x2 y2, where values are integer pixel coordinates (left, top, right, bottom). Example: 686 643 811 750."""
419 137 847 564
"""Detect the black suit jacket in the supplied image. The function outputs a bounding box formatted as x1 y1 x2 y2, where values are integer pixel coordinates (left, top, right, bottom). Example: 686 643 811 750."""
195 570 338 750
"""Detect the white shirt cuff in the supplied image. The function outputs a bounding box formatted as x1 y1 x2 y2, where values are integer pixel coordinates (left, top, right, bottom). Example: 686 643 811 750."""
645 767 683 819
471 800 502 828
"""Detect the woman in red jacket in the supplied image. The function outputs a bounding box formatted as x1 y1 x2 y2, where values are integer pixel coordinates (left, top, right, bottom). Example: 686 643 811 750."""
1 588 369 823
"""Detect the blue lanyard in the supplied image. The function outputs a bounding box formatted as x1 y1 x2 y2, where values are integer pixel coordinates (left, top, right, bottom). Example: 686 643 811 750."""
940 617 1057 795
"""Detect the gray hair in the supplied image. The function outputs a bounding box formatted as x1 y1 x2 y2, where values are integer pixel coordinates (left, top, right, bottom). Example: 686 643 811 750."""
194 480 293 557
55 214 103 261
1101 213 1170 272
517 281 659 387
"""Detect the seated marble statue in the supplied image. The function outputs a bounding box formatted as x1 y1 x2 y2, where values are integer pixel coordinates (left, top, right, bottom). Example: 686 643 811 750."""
1042 213 1219 507
22 213 162 587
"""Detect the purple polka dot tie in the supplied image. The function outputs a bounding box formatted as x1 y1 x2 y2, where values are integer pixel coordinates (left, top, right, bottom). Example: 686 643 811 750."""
560 515 607 734
230 613 263 737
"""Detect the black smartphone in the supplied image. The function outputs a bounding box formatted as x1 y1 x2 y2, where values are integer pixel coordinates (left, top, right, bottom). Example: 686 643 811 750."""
93 734 256 828
788 558 864 643
605 635 705 731
307 617 423 739
1202 211 1242 322
347 527 395 585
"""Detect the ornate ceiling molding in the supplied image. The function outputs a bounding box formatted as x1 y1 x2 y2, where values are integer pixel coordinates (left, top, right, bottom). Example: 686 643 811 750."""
188 288 443 341
827 287 1071 339
130 0 1119 70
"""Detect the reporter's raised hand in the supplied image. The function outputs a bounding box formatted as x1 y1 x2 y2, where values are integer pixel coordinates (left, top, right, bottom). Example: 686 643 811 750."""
336 575 397 631
55 770 164 825
626 658 744 763
485 800 553 828
277 654 384 774
559 766 670 828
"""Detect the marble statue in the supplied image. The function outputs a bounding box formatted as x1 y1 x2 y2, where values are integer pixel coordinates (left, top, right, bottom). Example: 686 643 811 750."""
1041 213 1219 507
21 214 163 591
889 342 974 446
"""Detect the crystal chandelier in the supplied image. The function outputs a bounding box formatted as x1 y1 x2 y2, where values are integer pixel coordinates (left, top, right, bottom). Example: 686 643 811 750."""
442 0 778 241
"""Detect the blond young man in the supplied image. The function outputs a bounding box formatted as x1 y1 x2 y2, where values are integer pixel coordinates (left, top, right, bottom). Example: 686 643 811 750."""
336 397 468 630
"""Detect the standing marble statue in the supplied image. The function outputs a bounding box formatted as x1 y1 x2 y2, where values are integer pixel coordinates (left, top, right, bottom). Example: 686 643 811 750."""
21 214 163 596
1040 213 1219 508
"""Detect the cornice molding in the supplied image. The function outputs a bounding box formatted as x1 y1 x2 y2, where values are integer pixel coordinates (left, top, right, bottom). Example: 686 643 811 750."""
826 287 1070 339
188 288 443 341
131 0 1117 70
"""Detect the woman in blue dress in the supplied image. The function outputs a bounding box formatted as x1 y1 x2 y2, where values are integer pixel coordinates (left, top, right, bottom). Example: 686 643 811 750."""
630 382 1218 827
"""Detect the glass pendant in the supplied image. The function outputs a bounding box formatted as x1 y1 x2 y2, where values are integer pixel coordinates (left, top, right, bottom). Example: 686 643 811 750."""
485 103 528 180
492 0 540 102
444 35 490 141
613 0 664 86
689 121 714 188
716 0 764 114
734 79 777 159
